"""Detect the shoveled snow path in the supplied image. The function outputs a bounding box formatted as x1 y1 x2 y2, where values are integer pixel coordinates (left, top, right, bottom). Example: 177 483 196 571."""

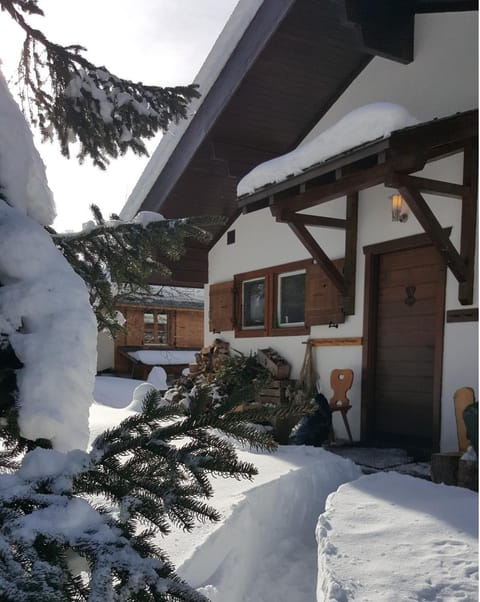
160 447 361 602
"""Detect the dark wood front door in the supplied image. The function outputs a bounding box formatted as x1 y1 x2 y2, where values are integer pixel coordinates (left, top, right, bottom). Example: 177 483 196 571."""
362 235 446 452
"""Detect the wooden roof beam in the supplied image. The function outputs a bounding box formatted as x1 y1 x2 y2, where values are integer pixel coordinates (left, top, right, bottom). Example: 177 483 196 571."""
272 162 388 214
397 183 468 284
387 173 467 199
274 210 348 229
340 0 415 64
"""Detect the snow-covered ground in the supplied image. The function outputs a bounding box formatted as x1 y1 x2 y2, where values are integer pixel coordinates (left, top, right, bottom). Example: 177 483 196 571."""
92 376 479 601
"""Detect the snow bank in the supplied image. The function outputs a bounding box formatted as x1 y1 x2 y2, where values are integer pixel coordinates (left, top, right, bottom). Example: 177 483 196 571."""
237 103 419 197
0 69 55 225
93 375 146 409
0 64 97 451
171 447 361 602
316 472 478 601
0 201 97 451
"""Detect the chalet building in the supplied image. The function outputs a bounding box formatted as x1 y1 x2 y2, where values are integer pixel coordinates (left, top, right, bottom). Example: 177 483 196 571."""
121 0 478 454
97 288 204 379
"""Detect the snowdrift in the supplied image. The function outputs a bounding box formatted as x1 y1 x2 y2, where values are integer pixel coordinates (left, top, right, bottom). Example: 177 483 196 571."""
173 448 361 602
317 472 478 602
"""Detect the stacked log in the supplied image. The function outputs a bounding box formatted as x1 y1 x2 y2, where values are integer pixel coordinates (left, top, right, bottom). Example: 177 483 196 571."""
189 338 230 377
256 348 291 379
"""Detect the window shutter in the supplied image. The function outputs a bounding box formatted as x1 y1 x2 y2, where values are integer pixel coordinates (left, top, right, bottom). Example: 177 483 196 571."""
305 259 345 326
209 281 235 332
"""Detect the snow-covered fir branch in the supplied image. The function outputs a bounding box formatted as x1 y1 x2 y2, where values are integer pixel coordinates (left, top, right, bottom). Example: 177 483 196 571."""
1 0 200 168
51 206 224 335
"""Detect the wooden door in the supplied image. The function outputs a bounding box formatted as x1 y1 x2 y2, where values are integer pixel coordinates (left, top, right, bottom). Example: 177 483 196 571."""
363 239 446 452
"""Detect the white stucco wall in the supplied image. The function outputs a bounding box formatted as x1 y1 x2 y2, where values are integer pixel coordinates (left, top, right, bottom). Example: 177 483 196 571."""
206 11 478 451
96 330 114 373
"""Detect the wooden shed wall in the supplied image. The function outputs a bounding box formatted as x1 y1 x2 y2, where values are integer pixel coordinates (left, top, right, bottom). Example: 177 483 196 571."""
114 305 204 374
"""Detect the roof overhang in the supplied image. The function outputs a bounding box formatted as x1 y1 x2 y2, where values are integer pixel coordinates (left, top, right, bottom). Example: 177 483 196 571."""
126 0 477 287
239 110 478 307
239 111 477 212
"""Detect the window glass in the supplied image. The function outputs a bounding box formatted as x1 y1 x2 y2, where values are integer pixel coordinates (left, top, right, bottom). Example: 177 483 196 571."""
278 271 305 326
156 312 168 345
242 278 265 328
143 312 155 344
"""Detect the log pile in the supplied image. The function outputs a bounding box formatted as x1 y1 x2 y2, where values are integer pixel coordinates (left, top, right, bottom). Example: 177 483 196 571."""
188 338 230 377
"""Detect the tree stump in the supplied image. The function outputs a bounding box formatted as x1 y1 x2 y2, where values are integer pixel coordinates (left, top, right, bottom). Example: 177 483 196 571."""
430 452 461 486
457 460 478 491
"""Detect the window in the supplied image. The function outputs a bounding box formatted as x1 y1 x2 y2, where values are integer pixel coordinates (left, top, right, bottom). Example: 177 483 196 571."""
209 258 346 337
143 310 169 345
242 277 265 329
234 260 309 337
277 270 305 327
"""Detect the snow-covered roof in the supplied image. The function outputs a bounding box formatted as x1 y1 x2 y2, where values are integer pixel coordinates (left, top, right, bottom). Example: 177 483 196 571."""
127 349 198 366
237 103 420 198
117 286 204 310
120 0 263 221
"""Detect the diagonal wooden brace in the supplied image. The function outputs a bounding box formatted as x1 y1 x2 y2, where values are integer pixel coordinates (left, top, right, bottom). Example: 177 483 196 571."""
398 183 469 296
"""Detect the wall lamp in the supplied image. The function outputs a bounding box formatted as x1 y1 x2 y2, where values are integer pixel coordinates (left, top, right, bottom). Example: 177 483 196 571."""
391 193 409 223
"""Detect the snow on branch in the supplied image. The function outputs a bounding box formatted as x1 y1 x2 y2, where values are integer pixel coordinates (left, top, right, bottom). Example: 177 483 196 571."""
1 0 200 168
51 206 224 335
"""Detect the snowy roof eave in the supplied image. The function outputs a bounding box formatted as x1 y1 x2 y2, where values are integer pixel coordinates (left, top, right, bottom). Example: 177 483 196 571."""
116 297 204 310
237 135 391 209
120 0 264 221
237 109 475 210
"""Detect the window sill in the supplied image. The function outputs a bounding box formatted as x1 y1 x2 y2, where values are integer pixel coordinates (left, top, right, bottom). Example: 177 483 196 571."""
235 326 309 338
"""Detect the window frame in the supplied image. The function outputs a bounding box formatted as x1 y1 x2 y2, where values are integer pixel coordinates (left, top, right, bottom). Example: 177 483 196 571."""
143 309 171 346
241 276 266 330
276 269 306 328
234 259 311 338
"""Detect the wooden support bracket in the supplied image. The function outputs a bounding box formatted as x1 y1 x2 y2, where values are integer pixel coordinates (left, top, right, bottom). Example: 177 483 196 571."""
391 136 477 306
459 139 478 305
272 192 359 315
398 183 467 284
286 221 346 295
386 172 467 199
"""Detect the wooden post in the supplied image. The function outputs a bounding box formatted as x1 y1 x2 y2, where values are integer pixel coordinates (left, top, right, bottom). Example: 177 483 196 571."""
430 452 461 486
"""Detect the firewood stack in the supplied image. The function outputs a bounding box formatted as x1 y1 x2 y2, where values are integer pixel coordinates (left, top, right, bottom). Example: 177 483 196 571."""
255 348 298 444
189 338 230 377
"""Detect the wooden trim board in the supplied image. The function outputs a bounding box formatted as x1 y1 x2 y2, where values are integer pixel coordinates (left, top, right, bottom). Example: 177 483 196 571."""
304 337 363 347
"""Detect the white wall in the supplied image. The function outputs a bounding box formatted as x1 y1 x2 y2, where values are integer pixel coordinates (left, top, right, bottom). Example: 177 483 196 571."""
304 12 478 140
96 330 114 373
206 11 478 450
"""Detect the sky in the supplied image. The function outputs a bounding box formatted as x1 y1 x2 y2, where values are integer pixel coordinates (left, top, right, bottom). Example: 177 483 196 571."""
0 0 239 231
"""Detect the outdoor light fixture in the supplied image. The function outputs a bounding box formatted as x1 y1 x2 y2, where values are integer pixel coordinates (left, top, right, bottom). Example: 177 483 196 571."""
391 193 408 223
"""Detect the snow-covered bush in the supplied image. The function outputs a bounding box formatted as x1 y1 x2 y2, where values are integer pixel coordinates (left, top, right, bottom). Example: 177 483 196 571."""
0 8 271 597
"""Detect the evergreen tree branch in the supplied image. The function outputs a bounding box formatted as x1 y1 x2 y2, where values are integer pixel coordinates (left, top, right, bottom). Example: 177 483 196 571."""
1 0 200 168
50 208 225 336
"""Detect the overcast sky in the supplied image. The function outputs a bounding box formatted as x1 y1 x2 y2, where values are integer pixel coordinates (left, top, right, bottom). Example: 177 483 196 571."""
0 0 239 231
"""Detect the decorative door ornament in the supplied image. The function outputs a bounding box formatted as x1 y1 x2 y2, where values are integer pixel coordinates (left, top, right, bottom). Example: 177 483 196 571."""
405 285 416 306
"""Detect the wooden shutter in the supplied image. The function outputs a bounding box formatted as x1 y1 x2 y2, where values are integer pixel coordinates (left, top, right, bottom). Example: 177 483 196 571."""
209 281 235 332
305 259 345 326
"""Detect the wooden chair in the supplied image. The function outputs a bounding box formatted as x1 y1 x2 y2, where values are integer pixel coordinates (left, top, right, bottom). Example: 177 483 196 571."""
329 369 354 443
454 387 475 452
